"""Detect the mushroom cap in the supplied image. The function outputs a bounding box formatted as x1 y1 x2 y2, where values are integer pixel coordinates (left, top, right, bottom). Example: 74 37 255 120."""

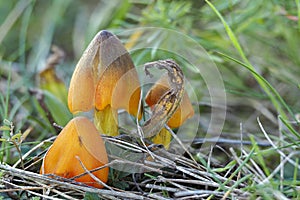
40 117 109 188
68 30 142 118
145 74 194 128
94 31 142 119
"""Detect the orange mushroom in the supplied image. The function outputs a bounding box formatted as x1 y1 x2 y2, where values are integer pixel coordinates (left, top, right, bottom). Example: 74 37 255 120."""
67 30 142 136
93 30 142 136
40 116 109 189
145 73 194 148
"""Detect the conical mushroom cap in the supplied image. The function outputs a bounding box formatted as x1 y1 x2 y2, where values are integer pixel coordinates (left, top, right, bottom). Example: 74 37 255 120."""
68 30 142 119
94 31 142 119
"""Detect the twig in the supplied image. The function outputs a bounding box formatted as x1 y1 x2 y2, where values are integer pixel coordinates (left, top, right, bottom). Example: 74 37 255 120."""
165 125 200 168
242 149 266 181
260 151 300 185
107 158 163 174
147 193 171 200
174 190 224 197
157 176 189 192
104 136 146 153
0 163 144 199
145 184 180 193
11 139 24 170
13 136 56 168
1 179 61 200
176 166 211 183
192 137 272 147
154 178 223 189
75 156 112 190
0 185 43 193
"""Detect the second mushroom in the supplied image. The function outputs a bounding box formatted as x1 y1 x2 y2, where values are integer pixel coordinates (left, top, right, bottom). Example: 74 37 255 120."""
68 30 142 136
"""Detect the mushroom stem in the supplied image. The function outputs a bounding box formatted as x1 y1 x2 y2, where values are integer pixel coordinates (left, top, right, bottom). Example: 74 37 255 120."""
94 105 119 136
151 128 172 149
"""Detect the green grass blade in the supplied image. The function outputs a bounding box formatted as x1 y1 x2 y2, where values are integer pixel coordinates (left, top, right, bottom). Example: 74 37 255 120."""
279 116 300 140
205 0 292 120
250 136 270 177
208 148 256 199
0 0 32 45
216 51 295 121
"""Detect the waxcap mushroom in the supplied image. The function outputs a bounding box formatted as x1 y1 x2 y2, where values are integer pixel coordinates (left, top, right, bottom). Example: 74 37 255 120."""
94 31 142 118
68 30 142 136
40 116 109 188
93 31 142 136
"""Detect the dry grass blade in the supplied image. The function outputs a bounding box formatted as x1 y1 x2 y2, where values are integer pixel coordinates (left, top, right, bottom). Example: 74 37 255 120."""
258 117 300 170
0 164 143 199
174 190 224 198
13 136 56 168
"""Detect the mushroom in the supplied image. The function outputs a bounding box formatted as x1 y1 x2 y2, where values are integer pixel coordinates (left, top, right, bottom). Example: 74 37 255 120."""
145 73 194 148
40 116 109 189
68 30 142 136
94 31 142 136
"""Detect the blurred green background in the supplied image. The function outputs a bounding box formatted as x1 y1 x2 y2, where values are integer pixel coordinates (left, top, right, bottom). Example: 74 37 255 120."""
1 0 299 139
0 0 300 198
